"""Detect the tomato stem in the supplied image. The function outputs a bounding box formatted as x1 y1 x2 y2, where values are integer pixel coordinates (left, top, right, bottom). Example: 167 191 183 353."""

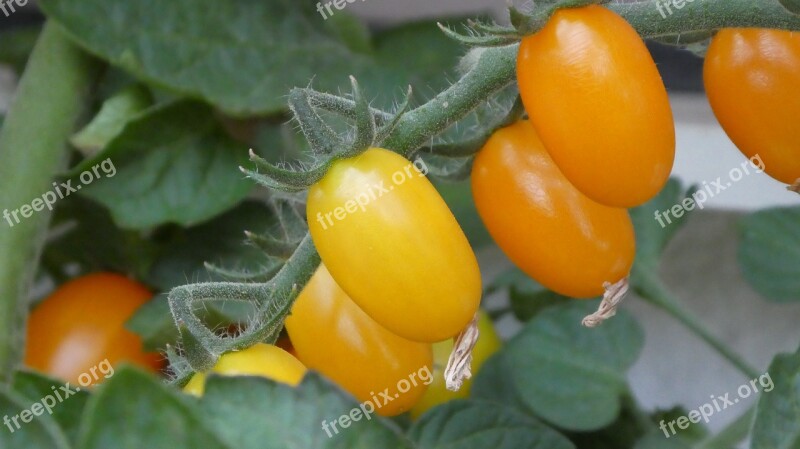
633 269 760 379
0 23 100 383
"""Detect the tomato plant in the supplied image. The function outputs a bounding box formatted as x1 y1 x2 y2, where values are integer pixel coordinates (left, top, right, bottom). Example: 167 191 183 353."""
0 1 798 448
517 5 675 208
24 273 162 386
704 28 800 186
472 121 636 298
307 148 481 343
286 264 432 416
183 343 306 395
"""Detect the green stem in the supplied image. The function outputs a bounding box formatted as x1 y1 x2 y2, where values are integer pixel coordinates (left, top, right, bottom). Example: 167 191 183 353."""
0 23 100 383
633 268 760 379
697 407 755 449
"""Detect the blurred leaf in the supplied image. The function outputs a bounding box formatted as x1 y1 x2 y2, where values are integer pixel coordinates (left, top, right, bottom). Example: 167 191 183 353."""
472 301 644 431
199 373 413 448
738 207 800 302
633 432 693 449
433 180 491 248
0 26 40 74
126 294 178 351
323 11 373 55
0 386 70 449
78 366 232 449
71 84 153 154
565 397 654 449
629 178 696 271
648 407 708 443
408 400 574 449
77 100 252 229
12 370 90 446
486 267 570 321
39 0 463 115
146 200 280 290
751 345 800 449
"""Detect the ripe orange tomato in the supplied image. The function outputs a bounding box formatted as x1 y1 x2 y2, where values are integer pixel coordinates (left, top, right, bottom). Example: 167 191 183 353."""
25 273 163 386
409 311 501 419
307 147 481 342
517 5 675 208
285 264 433 416
183 343 306 395
704 28 800 186
471 121 635 298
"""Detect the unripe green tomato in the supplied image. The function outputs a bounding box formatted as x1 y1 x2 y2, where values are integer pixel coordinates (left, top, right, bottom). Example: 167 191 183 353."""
306 147 482 342
286 264 433 416
183 344 307 396
409 311 501 419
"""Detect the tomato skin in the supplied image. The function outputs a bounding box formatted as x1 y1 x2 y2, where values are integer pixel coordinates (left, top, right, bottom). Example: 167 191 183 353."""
183 344 306 395
471 121 635 298
307 148 481 343
409 311 500 419
285 264 432 416
704 28 800 185
517 5 675 208
25 273 163 386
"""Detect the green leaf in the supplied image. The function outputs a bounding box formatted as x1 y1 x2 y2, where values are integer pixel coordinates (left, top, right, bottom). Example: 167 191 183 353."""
0 26 41 74
71 84 153 154
408 400 574 449
738 207 800 302
629 178 696 270
633 432 692 449
198 373 413 449
39 0 462 115
751 346 800 449
77 100 252 229
472 301 644 431
486 267 570 322
12 370 90 446
0 386 70 449
323 12 373 55
77 366 232 449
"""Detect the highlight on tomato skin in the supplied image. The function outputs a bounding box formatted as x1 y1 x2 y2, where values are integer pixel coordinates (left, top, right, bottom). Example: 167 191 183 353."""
471 121 636 298
703 28 800 187
285 263 433 417
516 4 675 208
183 343 307 396
306 147 482 343
24 273 164 387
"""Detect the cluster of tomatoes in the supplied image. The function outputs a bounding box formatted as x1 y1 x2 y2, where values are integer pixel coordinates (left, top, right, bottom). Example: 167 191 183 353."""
24 4 798 422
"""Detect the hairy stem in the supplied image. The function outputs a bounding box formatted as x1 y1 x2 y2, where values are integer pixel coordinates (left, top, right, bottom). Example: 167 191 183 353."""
0 23 100 383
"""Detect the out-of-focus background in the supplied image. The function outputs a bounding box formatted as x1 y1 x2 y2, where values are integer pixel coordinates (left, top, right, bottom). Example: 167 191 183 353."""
1 0 798 443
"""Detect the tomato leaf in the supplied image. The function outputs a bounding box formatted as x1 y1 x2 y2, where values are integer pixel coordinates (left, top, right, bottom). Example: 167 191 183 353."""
77 366 232 449
472 301 644 431
12 370 90 447
408 400 574 449
198 373 414 449
38 0 462 115
0 26 40 74
633 432 693 449
738 207 800 302
77 100 252 229
629 178 697 271
0 385 71 449
70 84 153 154
750 345 800 449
